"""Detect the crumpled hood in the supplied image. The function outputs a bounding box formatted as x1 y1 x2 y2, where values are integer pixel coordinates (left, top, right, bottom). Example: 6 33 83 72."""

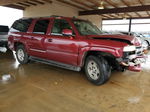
86 34 141 46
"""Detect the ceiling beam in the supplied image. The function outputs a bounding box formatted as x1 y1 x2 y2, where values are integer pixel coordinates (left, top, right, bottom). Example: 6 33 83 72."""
138 0 150 16
86 0 125 18
71 0 93 9
17 2 30 7
103 16 150 20
41 0 52 4
105 0 117 8
105 0 131 17
71 0 110 19
121 0 141 17
101 14 112 19
0 0 27 5
109 14 120 18
79 5 150 16
4 4 25 10
13 3 26 8
30 0 45 5
25 1 37 6
135 12 142 17
56 0 87 10
86 0 100 7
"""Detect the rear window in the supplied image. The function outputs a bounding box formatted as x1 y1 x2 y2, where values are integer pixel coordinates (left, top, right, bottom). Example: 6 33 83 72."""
10 19 32 32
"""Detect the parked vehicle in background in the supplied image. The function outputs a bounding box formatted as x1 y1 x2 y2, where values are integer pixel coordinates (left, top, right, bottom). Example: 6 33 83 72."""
0 25 9 47
140 33 150 46
8 16 147 85
120 31 149 49
130 32 150 47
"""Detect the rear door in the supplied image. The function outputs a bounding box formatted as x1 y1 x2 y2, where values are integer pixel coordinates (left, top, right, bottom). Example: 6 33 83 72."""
9 19 33 50
45 19 79 66
28 19 50 58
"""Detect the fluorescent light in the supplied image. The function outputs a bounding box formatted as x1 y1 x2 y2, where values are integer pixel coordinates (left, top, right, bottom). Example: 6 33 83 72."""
98 1 104 9
98 6 104 9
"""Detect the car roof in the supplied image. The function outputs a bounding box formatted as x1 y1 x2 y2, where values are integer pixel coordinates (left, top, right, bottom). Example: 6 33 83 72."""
20 15 85 21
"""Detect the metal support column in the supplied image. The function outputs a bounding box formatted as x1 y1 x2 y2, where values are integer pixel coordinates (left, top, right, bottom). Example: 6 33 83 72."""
128 18 132 33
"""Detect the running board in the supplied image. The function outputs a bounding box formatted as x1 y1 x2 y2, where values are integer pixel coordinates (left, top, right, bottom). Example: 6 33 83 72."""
29 56 81 72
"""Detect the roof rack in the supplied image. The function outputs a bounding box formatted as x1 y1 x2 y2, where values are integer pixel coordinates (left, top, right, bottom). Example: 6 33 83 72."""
50 15 64 17
21 15 64 20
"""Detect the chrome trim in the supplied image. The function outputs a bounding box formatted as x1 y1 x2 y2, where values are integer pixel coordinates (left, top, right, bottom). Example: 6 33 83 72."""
30 48 46 53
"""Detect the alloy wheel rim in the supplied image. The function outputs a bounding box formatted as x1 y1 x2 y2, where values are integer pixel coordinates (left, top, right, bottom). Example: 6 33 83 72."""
17 49 25 61
87 60 100 80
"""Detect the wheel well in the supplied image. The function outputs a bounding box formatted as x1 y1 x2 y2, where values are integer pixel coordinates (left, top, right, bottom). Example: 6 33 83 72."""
14 42 24 51
83 51 117 68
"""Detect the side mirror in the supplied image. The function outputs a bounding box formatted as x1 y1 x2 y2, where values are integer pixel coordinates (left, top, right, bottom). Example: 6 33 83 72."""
62 29 73 36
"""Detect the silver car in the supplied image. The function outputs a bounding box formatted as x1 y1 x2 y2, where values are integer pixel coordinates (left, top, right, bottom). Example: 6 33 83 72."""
141 34 150 46
0 25 9 47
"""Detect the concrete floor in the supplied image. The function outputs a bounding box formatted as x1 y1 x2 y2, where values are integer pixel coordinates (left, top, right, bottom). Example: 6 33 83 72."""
0 48 150 112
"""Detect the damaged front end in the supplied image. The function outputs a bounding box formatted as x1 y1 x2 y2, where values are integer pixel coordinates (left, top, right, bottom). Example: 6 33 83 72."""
117 45 148 72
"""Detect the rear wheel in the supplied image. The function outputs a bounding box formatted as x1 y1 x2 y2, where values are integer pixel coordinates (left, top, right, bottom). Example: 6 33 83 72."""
16 45 29 64
84 55 111 85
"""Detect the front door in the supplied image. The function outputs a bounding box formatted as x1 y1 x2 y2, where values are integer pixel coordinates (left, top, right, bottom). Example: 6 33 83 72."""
45 19 79 66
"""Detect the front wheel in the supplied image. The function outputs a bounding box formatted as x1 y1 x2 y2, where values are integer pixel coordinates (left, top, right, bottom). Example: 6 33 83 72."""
84 56 111 85
16 45 29 64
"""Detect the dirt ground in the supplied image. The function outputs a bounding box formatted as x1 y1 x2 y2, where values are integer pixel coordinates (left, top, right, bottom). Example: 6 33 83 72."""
0 49 150 112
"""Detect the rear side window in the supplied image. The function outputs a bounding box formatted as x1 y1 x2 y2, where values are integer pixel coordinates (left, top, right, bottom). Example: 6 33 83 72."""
33 20 49 34
11 19 32 32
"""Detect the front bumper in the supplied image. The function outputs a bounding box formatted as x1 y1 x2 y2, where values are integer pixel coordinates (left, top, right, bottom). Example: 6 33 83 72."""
118 45 148 72
128 65 141 72
120 55 147 72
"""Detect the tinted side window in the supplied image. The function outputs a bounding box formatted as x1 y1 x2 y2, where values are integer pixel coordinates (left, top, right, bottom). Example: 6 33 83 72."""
51 19 72 35
11 19 32 32
0 25 9 35
33 20 49 34
0 26 9 32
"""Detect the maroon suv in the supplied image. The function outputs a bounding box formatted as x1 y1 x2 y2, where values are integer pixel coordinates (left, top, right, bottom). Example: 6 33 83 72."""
8 16 147 85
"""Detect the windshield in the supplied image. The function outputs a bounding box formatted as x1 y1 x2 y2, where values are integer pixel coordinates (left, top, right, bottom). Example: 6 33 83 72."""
73 20 102 35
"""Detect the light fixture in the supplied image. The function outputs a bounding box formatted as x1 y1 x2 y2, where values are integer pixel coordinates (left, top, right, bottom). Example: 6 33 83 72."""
98 1 104 9
98 6 104 9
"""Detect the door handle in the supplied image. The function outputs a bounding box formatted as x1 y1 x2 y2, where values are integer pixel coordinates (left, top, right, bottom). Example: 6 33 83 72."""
31 37 34 40
48 38 53 42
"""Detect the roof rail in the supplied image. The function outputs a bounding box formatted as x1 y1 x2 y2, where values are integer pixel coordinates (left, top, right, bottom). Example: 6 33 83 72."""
50 15 64 17
21 15 64 20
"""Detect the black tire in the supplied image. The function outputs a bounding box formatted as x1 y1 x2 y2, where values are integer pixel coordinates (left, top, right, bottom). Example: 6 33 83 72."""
145 40 150 47
16 45 29 64
84 55 111 85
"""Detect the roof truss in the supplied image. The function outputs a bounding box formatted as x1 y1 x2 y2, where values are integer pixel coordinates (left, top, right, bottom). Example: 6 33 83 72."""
1 0 150 20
